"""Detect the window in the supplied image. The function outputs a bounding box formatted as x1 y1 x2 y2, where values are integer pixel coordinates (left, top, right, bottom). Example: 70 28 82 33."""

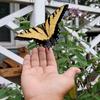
0 3 10 18
20 3 30 21
20 3 28 9
0 3 15 48
0 26 11 42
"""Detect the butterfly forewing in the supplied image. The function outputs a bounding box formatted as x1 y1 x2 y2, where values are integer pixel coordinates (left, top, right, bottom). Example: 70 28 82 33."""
16 27 48 40
48 6 65 37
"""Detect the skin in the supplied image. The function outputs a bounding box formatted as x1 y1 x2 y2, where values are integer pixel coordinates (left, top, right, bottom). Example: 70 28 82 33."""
21 47 81 100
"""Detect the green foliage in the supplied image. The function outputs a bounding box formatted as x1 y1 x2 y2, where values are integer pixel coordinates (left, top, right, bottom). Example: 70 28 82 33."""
28 40 37 50
52 21 100 100
53 22 92 72
20 20 30 30
16 15 30 30
77 80 100 100
0 85 23 100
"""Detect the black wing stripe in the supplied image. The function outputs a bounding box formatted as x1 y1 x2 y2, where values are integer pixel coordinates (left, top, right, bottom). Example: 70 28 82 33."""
24 30 27 33
41 24 49 37
52 13 55 18
27 29 31 33
55 10 57 14
48 17 50 26
32 27 39 33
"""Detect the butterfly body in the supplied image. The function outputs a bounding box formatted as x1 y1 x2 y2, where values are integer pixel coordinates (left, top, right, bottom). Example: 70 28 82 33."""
16 5 68 47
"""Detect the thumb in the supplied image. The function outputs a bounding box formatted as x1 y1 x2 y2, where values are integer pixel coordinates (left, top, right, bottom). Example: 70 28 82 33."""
63 67 81 79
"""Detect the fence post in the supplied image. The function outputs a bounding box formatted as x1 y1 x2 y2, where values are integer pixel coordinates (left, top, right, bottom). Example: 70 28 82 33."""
30 0 46 26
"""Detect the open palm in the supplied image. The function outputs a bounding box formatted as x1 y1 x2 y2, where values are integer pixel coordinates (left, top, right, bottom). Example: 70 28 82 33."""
21 47 80 100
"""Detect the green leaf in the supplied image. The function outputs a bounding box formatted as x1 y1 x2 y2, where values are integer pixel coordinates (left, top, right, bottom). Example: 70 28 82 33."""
0 89 7 99
28 41 37 50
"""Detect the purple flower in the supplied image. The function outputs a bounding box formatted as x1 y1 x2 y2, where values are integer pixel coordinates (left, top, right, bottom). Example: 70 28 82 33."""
47 0 52 3
69 8 83 17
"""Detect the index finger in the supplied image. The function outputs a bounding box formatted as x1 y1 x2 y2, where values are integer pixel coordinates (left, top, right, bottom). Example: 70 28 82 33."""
23 54 31 70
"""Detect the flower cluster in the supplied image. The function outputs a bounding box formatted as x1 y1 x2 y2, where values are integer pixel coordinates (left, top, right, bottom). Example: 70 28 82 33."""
69 8 85 17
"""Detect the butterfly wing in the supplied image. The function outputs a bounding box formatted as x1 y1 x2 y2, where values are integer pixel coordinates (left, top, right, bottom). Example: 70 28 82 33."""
44 5 68 38
16 5 68 46
16 27 49 41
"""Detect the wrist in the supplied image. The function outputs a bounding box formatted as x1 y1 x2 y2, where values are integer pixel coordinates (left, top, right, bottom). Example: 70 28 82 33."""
26 94 64 100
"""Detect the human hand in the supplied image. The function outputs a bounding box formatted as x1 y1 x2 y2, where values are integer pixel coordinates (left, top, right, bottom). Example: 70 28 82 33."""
21 47 81 100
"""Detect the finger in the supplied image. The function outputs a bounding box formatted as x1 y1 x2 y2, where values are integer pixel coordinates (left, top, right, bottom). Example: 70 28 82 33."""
23 54 31 70
31 48 39 67
38 47 47 67
46 48 57 67
63 67 81 79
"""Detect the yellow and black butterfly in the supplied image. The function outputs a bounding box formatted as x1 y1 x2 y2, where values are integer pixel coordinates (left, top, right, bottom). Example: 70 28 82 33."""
16 5 68 47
